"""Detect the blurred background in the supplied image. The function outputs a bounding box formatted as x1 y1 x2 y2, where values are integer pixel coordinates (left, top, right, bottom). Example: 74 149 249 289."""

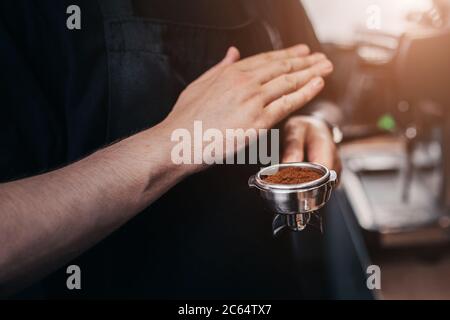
302 0 450 299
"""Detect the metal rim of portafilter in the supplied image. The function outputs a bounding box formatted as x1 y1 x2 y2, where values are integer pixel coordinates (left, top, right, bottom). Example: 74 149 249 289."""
248 162 338 235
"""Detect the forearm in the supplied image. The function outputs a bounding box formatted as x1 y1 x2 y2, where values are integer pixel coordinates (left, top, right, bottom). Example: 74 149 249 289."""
0 122 186 293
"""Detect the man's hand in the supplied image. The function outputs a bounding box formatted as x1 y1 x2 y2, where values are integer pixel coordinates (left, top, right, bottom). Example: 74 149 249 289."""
163 45 334 164
282 115 341 174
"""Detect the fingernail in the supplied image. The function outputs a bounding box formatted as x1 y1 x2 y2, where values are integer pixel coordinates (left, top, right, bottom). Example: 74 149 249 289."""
312 77 324 88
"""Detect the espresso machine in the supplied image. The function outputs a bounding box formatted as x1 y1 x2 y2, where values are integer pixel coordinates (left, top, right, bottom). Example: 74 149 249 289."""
340 28 450 248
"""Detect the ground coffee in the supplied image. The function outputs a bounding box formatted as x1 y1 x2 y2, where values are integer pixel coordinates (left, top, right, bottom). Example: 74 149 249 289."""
263 167 323 185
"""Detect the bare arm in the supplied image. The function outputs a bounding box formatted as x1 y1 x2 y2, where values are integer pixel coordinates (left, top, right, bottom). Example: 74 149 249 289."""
0 124 188 294
0 44 333 294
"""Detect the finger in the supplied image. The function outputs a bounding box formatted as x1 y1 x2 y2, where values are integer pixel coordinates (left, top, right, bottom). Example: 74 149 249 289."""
224 46 241 64
254 53 327 84
282 148 305 163
205 46 240 76
196 47 240 83
306 132 335 170
282 127 307 163
263 77 325 126
236 44 310 71
260 60 332 105
333 156 343 178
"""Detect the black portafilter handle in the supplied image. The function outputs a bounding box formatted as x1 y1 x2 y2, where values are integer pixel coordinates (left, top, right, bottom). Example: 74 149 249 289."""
272 212 324 236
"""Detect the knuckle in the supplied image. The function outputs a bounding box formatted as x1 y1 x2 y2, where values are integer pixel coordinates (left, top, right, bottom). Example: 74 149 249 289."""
231 69 252 85
306 90 316 103
237 73 250 84
281 59 293 73
295 57 306 68
283 74 297 90
297 91 308 105
255 116 270 129
251 90 266 107
306 56 317 66
240 83 261 103
281 95 293 111
304 68 313 80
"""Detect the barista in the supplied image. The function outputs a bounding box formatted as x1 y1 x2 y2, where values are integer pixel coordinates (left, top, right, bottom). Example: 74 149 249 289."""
0 0 340 298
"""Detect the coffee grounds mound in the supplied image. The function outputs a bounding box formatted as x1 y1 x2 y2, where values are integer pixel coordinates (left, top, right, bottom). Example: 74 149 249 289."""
263 167 323 185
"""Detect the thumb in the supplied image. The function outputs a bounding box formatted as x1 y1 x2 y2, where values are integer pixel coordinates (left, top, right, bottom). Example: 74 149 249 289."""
194 47 240 84
221 46 240 65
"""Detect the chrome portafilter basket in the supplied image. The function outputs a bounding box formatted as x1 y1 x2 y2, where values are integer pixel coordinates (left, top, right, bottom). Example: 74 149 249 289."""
248 162 337 235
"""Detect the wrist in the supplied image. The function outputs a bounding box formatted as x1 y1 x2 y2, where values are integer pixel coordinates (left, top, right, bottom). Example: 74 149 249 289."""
141 120 203 178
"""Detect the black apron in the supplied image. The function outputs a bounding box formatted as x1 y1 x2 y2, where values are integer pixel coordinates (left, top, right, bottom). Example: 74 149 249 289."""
43 0 328 299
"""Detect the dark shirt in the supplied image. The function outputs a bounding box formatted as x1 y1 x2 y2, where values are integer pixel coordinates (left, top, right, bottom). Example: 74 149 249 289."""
0 0 108 180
